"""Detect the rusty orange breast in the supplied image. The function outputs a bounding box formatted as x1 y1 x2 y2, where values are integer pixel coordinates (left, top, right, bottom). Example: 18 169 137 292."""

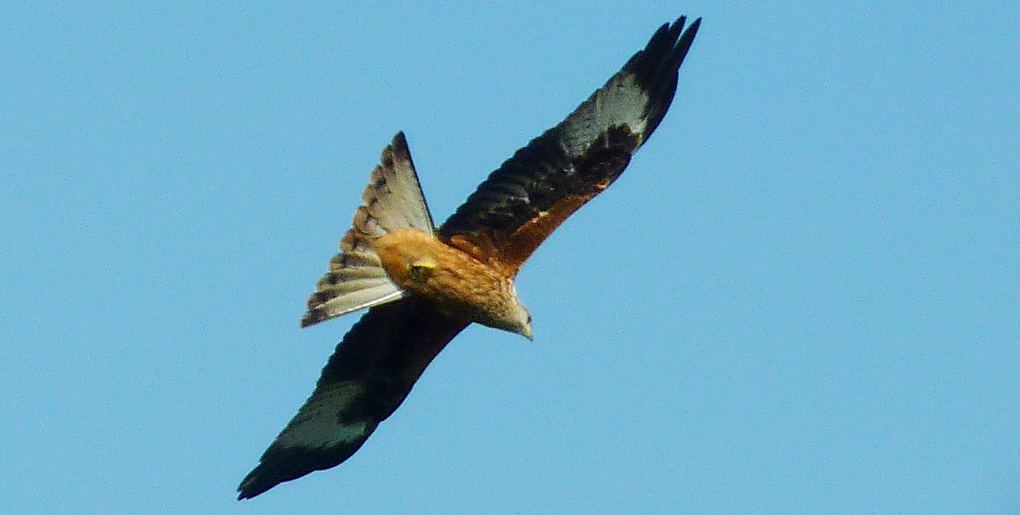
372 228 520 327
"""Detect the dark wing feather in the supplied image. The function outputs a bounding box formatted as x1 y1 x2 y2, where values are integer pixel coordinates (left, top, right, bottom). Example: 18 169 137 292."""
238 297 468 499
439 17 700 272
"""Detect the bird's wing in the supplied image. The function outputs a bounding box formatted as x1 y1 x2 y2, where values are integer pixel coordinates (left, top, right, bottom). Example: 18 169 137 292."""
439 17 700 273
238 296 469 499
302 133 435 327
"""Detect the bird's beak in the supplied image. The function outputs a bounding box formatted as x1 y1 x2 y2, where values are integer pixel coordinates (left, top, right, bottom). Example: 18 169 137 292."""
521 324 533 341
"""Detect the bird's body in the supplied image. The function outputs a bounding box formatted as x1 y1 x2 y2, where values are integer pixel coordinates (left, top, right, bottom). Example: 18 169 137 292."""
238 16 701 499
373 226 531 338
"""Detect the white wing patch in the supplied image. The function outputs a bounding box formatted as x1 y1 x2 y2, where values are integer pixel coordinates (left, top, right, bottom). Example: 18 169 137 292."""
302 133 435 327
273 380 370 448
560 74 649 156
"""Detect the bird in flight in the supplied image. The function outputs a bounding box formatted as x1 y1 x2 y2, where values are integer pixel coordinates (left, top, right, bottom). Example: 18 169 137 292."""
238 16 700 499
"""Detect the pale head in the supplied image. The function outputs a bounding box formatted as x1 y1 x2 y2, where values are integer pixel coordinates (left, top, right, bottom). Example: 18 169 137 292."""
498 281 533 341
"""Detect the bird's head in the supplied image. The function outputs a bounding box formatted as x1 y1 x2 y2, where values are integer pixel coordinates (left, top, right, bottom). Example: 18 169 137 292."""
490 300 532 341
513 305 533 341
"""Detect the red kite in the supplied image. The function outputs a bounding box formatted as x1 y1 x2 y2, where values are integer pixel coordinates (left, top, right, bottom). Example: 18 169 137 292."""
239 16 700 499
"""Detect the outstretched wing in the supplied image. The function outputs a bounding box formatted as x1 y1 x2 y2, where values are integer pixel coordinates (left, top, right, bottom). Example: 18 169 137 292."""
302 133 435 328
238 296 469 499
440 17 700 273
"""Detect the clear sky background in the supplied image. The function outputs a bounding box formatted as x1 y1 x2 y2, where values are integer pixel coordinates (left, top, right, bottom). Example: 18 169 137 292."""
3 2 1018 514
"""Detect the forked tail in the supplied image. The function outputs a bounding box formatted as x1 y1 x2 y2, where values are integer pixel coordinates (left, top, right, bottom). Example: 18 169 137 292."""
301 132 436 327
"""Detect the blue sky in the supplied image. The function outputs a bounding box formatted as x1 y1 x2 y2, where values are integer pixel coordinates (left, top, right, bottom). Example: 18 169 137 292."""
2 1 1018 513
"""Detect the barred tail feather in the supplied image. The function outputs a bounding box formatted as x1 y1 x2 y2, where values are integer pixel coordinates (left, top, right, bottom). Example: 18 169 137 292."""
301 132 436 327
